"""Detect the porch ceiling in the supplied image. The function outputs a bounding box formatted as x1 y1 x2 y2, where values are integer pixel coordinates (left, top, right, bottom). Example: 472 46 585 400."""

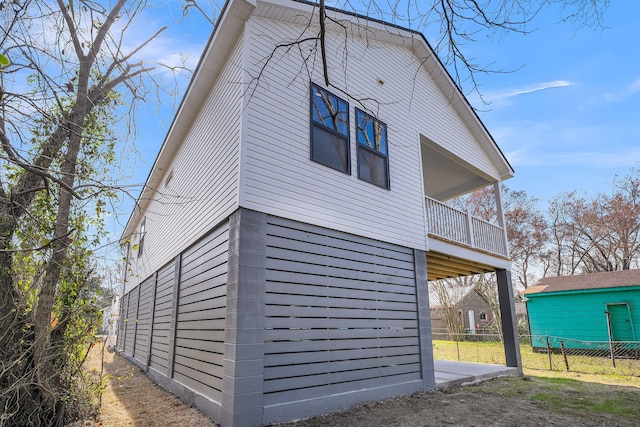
421 139 493 201
426 251 495 281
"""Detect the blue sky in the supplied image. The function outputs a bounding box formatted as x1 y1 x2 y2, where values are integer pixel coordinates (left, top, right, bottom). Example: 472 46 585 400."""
118 0 639 238
467 1 640 205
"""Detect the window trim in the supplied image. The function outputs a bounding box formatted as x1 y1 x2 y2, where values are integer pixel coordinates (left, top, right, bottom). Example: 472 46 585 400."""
309 83 351 174
355 108 390 189
137 217 146 258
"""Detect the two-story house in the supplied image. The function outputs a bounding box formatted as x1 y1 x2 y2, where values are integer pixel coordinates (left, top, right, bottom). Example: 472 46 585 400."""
116 0 522 425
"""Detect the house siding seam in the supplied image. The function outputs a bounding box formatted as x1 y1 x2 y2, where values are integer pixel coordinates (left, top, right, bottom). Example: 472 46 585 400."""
123 33 244 294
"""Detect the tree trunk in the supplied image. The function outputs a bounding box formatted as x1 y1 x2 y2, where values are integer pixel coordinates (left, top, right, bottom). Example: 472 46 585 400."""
32 109 86 409
0 209 19 348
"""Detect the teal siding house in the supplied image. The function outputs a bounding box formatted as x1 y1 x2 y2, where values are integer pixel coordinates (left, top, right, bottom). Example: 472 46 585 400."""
523 270 640 350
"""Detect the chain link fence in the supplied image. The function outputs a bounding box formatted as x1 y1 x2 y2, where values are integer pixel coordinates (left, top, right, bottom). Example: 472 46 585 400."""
432 330 640 377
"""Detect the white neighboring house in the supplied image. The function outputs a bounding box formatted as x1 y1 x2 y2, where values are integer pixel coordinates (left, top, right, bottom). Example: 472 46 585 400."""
101 296 119 349
117 0 521 425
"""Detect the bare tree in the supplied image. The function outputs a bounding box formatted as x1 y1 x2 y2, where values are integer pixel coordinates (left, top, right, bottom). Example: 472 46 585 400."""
430 278 466 337
474 273 503 335
547 168 640 274
502 189 548 289
451 185 549 289
0 1 168 423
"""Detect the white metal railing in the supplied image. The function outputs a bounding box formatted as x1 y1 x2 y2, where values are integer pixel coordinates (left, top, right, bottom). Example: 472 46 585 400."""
425 197 507 256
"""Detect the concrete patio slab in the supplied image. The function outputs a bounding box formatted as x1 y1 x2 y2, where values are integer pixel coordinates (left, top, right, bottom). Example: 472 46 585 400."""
434 359 520 389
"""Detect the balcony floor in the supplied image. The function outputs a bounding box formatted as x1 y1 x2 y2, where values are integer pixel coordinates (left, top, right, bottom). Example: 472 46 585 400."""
434 359 520 389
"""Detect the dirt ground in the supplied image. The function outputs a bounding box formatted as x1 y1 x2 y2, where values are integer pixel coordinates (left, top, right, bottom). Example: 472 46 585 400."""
82 344 217 426
275 385 636 427
88 345 640 427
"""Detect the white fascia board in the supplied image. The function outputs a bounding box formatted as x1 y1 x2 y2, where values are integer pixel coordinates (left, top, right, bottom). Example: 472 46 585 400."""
121 0 256 242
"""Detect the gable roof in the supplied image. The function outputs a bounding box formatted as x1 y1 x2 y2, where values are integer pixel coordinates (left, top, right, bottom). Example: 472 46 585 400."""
522 269 640 295
121 0 514 241
429 284 478 308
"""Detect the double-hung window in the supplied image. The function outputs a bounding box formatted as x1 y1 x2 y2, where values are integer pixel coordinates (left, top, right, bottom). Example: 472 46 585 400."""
310 84 350 174
355 109 389 189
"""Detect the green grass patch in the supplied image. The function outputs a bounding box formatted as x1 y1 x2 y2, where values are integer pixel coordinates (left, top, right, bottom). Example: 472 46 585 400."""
432 338 640 378
469 376 640 422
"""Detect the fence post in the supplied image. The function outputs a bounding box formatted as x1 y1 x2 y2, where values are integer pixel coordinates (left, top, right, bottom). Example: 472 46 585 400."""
560 341 570 371
605 310 617 368
609 341 617 368
456 333 460 361
546 336 552 370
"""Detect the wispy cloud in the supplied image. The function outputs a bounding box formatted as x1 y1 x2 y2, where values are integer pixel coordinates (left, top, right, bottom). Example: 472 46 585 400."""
479 80 574 105
604 77 640 102
492 118 640 169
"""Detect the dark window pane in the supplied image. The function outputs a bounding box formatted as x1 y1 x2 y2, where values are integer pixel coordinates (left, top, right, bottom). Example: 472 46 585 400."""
356 112 374 149
358 148 388 188
356 109 387 154
312 126 349 173
356 108 389 188
312 86 348 135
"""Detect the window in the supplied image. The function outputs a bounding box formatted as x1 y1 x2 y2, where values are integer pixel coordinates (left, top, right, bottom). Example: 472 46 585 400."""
310 83 350 173
479 312 487 321
164 168 174 187
355 109 389 189
137 217 146 258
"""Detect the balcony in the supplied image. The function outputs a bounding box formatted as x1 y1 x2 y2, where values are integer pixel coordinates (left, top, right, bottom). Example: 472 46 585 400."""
425 197 508 257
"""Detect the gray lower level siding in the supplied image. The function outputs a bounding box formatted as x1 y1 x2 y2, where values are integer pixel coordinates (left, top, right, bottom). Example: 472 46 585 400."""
117 208 436 426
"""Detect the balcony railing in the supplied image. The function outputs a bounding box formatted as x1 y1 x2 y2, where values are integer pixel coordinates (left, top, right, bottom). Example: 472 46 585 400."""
425 197 508 257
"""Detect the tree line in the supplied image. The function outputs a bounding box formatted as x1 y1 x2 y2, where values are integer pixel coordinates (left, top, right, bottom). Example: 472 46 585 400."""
433 167 640 336
462 167 640 290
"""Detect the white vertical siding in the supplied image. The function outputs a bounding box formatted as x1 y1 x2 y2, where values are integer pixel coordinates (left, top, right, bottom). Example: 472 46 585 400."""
124 34 244 293
240 17 498 251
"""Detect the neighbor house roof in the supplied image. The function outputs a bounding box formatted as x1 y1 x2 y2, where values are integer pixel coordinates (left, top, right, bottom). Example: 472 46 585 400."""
522 269 640 295
429 284 476 308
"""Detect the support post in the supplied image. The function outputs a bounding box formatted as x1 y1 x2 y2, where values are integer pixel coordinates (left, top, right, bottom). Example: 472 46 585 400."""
493 182 510 258
465 208 475 248
414 249 435 390
496 269 522 373
146 271 159 371
132 283 141 358
167 254 182 379
221 209 267 427
119 293 129 353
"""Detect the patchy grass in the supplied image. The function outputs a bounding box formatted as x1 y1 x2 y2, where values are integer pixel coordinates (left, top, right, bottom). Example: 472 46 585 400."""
469 376 640 422
433 339 640 381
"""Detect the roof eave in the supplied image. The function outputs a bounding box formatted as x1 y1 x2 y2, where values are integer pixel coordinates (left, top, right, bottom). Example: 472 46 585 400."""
120 0 256 243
